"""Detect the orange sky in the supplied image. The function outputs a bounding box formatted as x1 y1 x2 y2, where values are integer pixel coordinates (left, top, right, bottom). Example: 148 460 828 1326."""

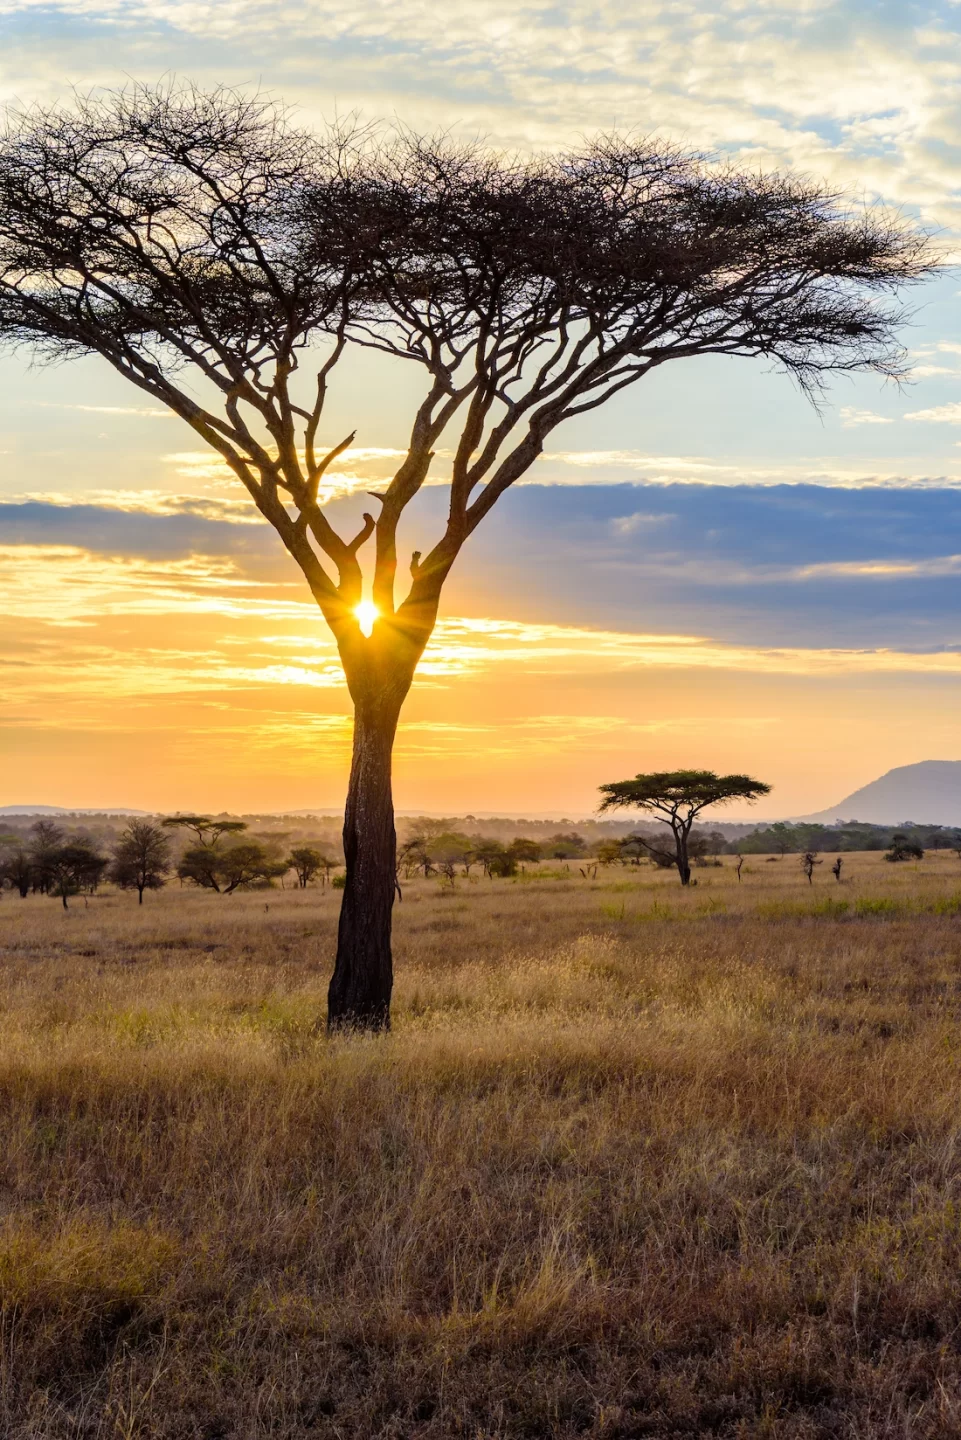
2 538 959 817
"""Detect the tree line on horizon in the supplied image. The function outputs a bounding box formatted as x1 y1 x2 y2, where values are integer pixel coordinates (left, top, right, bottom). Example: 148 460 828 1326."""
0 816 623 907
1 812 954 908
2 771 958 908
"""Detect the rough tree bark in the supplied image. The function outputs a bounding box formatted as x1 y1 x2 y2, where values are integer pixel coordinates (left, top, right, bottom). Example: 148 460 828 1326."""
327 589 437 1031
329 691 403 1030
675 825 692 887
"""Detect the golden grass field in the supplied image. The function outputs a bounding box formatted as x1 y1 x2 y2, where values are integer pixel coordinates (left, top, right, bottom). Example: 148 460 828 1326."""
3 849 961 1438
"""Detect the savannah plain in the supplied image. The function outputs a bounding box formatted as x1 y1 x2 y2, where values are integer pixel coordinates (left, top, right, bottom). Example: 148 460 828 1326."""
3 850 961 1437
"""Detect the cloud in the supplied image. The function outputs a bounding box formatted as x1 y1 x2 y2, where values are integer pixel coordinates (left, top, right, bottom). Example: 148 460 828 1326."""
839 407 895 427
610 512 674 535
905 402 961 424
3 0 961 237
5 539 961 691
162 445 409 503
30 402 172 418
6 490 263 524
0 544 302 622
538 451 961 490
791 555 961 580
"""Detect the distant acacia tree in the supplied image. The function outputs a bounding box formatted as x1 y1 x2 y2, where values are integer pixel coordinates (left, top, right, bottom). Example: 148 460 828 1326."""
110 820 172 904
885 833 924 863
472 839 506 878
768 823 796 857
178 838 285 893
597 840 625 867
0 836 32 897
545 833 587 860
177 847 226 892
0 84 931 1027
45 842 108 909
289 847 326 888
217 843 288 893
599 770 772 885
162 816 248 849
396 836 427 882
29 819 64 894
428 832 474 881
508 837 542 868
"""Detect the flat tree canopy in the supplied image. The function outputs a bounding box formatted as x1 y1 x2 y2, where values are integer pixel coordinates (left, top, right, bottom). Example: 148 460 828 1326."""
0 83 933 1025
599 770 772 817
599 770 772 884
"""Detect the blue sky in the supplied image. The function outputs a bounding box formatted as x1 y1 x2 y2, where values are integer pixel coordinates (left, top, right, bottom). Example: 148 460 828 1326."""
2 0 961 814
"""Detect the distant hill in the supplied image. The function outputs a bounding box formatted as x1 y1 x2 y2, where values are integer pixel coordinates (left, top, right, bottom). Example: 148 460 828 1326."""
798 761 961 826
0 805 147 816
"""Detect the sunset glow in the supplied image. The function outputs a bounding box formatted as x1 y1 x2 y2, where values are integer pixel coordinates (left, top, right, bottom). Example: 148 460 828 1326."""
354 599 379 637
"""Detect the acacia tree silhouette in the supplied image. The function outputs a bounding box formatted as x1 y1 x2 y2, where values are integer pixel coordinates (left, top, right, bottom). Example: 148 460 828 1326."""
599 770 771 886
0 84 932 1028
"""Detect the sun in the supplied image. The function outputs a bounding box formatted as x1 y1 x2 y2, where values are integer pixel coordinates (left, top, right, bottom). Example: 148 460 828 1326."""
354 599 379 637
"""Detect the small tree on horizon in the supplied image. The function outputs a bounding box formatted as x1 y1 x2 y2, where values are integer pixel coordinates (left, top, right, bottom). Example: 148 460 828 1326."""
45 842 108 909
508 837 542 869
177 838 286 892
598 770 772 885
162 816 248 849
217 842 288 893
885 832 924 863
29 819 64 895
472 838 507 878
289 846 326 888
0 84 931 1028
0 835 32 897
110 820 172 904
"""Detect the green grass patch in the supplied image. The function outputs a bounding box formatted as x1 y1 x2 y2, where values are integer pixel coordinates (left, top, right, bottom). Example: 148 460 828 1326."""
854 896 907 918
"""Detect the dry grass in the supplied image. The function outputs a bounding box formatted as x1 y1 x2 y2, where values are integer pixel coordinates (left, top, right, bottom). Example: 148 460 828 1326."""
2 850 961 1437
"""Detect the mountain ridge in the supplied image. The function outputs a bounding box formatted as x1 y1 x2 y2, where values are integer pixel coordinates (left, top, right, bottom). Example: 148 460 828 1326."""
796 761 961 826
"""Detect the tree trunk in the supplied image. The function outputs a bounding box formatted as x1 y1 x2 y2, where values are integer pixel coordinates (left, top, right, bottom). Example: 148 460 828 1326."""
328 694 402 1032
676 826 692 886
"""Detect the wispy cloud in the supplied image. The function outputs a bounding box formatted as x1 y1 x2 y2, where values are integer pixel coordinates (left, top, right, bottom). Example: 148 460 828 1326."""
538 451 961 490
839 407 894 427
162 446 409 503
905 402 961 425
7 543 961 695
4 0 961 233
7 490 263 523
0 544 302 622
31 402 172 418
609 512 674 535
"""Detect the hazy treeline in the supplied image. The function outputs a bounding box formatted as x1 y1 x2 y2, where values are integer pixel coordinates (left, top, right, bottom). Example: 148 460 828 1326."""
739 820 961 855
2 813 959 904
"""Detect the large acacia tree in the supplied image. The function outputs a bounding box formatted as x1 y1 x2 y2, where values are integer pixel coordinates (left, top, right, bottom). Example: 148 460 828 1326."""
0 84 932 1028
599 769 771 885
